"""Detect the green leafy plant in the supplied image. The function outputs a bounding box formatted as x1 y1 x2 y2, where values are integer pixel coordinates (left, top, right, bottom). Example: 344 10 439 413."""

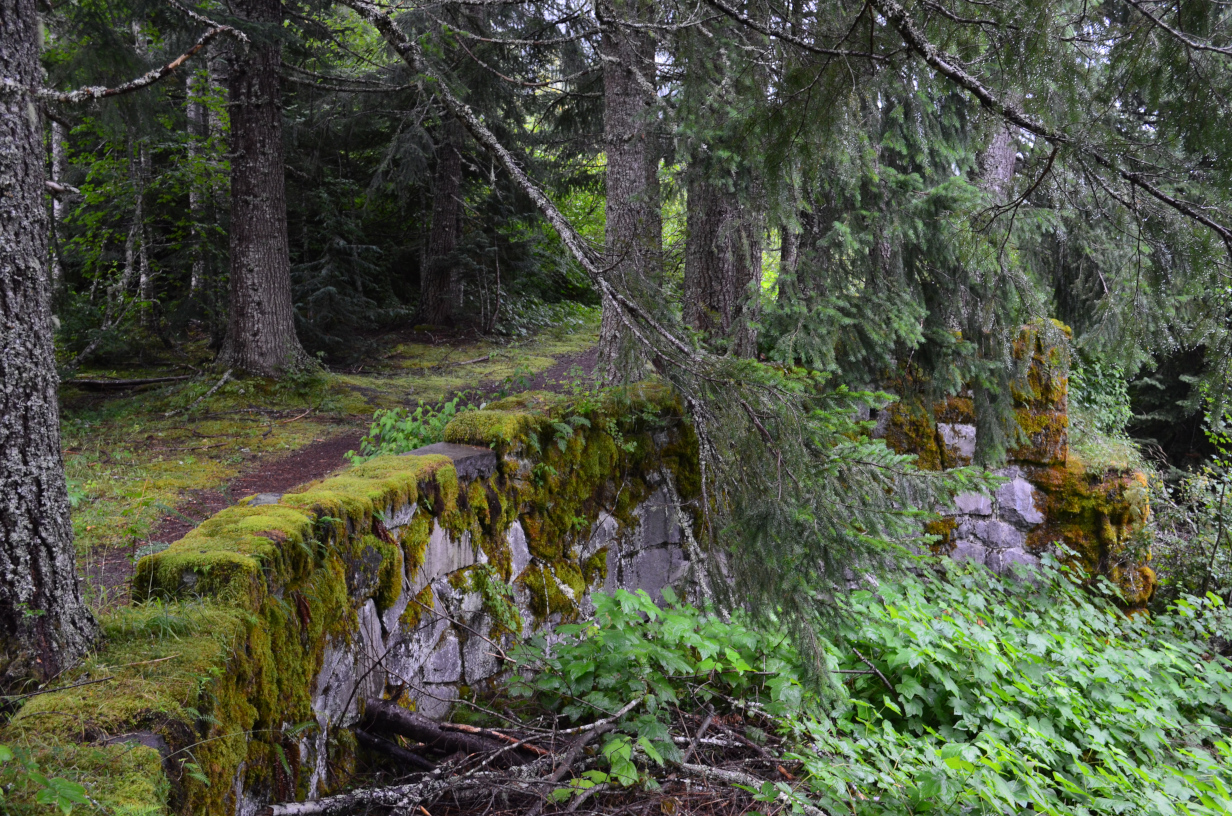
0 744 89 815
348 396 476 462
505 558 1232 815
463 564 523 635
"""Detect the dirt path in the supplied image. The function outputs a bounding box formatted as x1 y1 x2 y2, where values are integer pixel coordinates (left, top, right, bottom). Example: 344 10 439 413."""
88 346 599 606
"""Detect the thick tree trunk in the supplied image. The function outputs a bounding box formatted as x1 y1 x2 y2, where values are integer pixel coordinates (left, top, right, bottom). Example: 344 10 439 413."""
421 116 464 326
217 0 311 376
684 171 762 356
596 0 661 384
0 0 98 688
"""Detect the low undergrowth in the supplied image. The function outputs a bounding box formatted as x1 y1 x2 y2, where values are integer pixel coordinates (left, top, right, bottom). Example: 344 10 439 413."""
500 557 1232 815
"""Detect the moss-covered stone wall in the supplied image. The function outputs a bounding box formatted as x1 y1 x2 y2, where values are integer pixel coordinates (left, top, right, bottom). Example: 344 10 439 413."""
878 320 1156 607
4 385 699 815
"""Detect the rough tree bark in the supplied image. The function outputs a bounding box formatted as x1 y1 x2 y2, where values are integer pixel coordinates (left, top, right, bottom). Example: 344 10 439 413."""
596 0 662 384
187 72 207 294
0 0 99 687
49 120 66 291
684 169 762 357
421 115 464 326
217 0 311 376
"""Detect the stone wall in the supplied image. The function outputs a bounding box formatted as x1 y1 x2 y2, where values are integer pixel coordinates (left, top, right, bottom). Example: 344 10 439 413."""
879 321 1155 606
4 386 698 815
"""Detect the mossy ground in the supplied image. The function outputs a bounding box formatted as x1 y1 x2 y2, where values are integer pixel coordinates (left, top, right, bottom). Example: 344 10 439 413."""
61 318 598 607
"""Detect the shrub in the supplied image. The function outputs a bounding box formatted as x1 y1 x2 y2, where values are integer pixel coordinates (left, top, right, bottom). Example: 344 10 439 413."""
508 557 1232 815
348 396 475 462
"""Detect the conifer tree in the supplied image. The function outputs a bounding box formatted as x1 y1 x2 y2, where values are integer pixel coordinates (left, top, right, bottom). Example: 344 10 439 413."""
217 0 312 376
0 0 99 687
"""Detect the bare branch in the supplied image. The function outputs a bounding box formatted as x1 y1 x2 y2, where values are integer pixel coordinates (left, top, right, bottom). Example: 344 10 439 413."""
38 25 247 105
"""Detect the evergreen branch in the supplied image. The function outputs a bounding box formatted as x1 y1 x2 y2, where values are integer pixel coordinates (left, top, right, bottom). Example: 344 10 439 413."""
868 0 1232 258
703 0 889 62
38 25 247 105
1119 0 1232 57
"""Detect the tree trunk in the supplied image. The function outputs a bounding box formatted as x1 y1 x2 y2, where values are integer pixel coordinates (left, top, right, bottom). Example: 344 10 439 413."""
421 115 464 326
684 170 762 356
217 0 311 376
134 144 154 326
596 0 661 384
187 72 206 294
49 120 66 292
0 0 98 688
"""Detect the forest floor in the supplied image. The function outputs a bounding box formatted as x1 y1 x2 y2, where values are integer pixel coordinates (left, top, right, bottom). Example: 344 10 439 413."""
62 314 600 609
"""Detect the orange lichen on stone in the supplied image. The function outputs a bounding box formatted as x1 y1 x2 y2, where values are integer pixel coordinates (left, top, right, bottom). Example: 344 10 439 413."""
1026 458 1154 607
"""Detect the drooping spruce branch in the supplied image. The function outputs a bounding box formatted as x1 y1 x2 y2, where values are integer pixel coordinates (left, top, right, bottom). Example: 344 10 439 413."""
867 0 1232 258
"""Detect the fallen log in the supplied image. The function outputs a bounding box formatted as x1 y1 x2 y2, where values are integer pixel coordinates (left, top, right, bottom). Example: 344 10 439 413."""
354 728 436 771
360 698 522 764
66 375 192 391
263 754 557 816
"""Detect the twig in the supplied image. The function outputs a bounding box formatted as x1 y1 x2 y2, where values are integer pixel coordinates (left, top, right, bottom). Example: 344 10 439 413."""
851 647 895 694
166 369 231 417
680 711 714 764
439 723 551 756
3 675 114 701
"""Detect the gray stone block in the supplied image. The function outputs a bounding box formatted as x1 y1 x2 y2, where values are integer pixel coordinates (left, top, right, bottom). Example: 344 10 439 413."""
249 493 283 507
996 477 1044 529
628 544 686 603
463 628 500 684
950 540 987 565
413 520 477 593
507 521 531 579
423 633 462 684
641 489 675 547
385 501 416 530
971 519 1026 550
404 442 497 481
937 423 976 465
952 491 993 516
415 683 459 721
988 547 1041 577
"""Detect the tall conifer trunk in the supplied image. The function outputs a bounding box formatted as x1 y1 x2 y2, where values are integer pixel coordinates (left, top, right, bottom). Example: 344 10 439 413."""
187 73 207 294
596 0 661 384
422 116 464 326
0 0 98 687
218 0 310 376
684 170 762 356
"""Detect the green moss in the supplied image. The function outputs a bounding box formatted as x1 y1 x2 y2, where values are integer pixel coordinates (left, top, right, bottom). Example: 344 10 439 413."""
282 454 453 527
518 563 582 622
132 504 316 606
882 400 943 471
444 410 541 449
1026 457 1154 607
582 548 608 587
402 515 431 578
399 584 436 632
1011 407 1069 466
370 534 404 612
3 742 167 815
924 517 958 553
